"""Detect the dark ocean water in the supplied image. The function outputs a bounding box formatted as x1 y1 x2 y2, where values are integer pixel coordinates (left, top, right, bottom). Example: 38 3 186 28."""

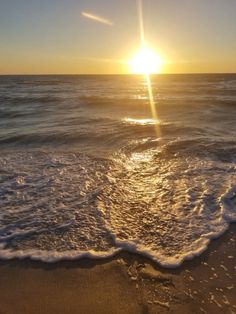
0 74 236 267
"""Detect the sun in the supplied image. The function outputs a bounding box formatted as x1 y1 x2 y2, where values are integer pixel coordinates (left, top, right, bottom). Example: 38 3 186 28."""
129 46 163 75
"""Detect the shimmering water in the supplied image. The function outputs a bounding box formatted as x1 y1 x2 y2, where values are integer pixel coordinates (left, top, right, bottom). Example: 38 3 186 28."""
0 74 236 267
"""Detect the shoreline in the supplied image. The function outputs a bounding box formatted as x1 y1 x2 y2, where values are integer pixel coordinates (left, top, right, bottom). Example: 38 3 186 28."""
0 224 236 313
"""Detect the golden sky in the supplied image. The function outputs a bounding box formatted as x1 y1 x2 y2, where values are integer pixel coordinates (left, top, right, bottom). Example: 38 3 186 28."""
0 0 236 74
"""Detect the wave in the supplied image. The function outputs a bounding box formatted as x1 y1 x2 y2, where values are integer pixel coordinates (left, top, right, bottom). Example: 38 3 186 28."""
0 95 61 105
162 138 236 162
0 121 206 150
0 150 236 267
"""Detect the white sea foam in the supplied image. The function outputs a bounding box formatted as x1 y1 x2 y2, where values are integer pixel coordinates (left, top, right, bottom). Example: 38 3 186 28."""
0 150 236 267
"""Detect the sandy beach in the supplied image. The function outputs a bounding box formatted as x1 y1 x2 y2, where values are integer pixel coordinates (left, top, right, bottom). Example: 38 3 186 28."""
0 223 235 314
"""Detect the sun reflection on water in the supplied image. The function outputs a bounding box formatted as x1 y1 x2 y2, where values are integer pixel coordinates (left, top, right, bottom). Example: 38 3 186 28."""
123 117 160 125
130 150 154 163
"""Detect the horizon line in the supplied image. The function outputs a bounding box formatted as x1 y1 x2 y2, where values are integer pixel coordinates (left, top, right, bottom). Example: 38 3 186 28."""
0 72 236 76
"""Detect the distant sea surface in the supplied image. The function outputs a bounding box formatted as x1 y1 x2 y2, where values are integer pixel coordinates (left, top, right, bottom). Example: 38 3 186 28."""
0 74 236 267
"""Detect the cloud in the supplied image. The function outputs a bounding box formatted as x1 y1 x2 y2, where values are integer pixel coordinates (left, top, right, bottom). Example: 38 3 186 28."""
81 12 113 26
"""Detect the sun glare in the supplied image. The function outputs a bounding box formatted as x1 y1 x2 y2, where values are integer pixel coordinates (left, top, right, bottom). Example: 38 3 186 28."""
129 46 163 75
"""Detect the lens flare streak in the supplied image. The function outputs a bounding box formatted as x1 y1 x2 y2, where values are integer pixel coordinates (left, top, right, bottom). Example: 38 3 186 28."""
145 74 161 136
138 0 161 138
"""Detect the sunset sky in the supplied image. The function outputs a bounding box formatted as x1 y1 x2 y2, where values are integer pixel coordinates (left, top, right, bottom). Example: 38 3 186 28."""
1 0 236 74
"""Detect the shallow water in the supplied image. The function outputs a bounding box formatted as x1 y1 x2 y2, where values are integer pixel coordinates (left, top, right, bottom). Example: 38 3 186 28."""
0 74 236 267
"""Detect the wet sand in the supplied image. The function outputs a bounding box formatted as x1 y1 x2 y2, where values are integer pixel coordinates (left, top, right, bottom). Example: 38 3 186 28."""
0 224 236 314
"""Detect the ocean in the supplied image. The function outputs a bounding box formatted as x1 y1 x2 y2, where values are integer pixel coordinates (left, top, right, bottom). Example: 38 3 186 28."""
0 74 236 267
